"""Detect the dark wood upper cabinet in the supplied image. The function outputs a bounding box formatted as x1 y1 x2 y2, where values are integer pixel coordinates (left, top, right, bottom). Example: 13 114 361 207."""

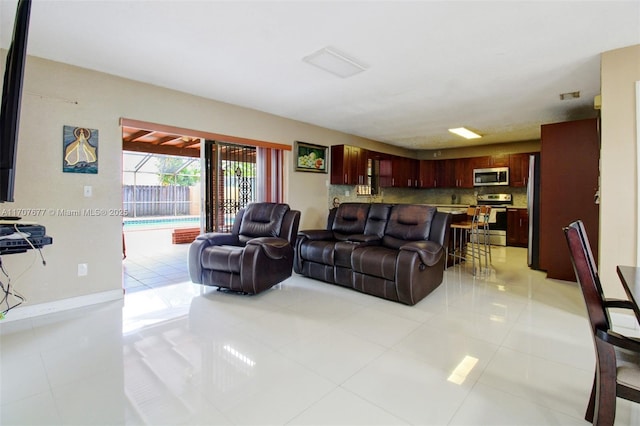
377 155 419 188
455 158 475 188
330 146 541 191
418 160 436 188
474 154 509 168
435 159 456 188
509 153 531 187
330 145 368 185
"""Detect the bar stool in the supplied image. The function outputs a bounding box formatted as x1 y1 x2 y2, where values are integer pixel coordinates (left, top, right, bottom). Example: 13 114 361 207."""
450 207 478 271
470 205 492 273
450 206 492 276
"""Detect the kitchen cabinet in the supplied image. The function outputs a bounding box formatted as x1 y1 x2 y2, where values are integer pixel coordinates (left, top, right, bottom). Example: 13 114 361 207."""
391 156 418 187
474 154 510 168
378 157 393 187
432 158 473 188
509 153 530 187
418 160 436 188
454 157 475 188
330 145 367 185
507 208 528 247
435 159 456 188
331 148 541 190
379 156 419 187
539 118 599 281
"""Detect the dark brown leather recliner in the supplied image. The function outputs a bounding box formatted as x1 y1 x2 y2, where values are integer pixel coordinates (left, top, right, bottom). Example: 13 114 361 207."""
188 202 300 294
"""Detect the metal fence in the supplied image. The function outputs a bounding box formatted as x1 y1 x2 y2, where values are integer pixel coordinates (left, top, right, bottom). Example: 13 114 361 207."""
123 185 192 217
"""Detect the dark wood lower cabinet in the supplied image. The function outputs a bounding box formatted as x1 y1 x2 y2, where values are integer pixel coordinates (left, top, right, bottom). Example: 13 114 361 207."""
507 208 528 247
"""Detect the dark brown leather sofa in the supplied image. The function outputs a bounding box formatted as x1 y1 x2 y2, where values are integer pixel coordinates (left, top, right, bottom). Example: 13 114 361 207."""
294 203 451 305
189 202 300 294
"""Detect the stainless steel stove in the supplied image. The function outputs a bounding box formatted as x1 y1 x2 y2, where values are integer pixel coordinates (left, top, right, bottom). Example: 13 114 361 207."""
475 193 511 246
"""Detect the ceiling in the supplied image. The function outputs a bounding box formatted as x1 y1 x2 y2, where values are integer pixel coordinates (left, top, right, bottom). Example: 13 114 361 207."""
2 1 639 151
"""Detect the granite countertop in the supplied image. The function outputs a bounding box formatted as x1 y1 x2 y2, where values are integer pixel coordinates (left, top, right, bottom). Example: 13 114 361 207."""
435 205 469 214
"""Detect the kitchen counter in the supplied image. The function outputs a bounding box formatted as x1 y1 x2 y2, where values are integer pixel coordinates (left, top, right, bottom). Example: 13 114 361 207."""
435 205 469 214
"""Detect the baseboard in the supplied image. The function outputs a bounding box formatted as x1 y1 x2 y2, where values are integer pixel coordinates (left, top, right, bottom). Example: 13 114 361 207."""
611 311 640 334
1 289 124 322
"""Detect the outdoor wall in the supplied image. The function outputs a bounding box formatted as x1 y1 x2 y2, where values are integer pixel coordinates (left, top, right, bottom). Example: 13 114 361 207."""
0 54 391 315
600 44 640 300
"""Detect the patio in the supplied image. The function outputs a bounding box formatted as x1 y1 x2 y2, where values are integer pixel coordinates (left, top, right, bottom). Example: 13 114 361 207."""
122 227 193 293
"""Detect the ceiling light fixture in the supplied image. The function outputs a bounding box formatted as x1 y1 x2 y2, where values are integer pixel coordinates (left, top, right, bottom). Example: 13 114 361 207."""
448 127 482 139
303 46 367 78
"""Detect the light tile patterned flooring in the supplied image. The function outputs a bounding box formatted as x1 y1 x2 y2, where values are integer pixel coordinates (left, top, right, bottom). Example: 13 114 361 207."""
122 229 192 293
1 233 639 425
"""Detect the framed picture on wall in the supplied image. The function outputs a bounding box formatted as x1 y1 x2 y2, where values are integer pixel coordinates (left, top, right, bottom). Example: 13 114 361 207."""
63 125 99 174
294 141 327 173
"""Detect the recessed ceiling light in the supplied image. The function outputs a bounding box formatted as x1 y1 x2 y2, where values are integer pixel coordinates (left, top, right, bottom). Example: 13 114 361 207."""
448 127 482 139
303 46 367 78
560 91 580 100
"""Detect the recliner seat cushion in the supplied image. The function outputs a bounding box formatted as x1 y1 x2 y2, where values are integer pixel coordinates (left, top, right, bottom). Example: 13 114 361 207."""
297 240 336 266
200 245 244 273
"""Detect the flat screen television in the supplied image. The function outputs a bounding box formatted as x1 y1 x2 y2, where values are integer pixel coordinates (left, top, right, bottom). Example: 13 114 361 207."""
0 0 31 203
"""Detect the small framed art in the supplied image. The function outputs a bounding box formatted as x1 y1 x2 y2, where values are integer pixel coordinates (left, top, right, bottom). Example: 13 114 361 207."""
294 141 327 173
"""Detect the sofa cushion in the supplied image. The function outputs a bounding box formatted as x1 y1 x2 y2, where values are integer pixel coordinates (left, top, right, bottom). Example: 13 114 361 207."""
239 203 289 242
332 203 370 240
334 241 359 267
364 203 392 238
383 204 436 249
351 245 397 281
298 240 336 266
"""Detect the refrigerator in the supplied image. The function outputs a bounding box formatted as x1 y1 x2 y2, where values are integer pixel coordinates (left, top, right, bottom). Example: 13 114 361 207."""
527 153 540 269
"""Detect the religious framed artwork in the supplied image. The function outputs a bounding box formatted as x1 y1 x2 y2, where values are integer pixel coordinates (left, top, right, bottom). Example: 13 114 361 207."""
63 125 98 174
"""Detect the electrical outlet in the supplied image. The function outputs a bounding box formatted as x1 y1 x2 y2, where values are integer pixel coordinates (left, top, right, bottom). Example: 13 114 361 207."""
78 263 88 276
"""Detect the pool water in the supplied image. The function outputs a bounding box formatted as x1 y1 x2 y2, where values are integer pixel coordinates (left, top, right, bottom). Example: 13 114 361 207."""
123 216 200 230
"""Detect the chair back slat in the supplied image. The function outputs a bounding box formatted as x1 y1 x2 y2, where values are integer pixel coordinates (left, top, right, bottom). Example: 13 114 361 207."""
563 221 611 335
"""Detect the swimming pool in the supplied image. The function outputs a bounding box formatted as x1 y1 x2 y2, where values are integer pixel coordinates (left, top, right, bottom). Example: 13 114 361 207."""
123 216 200 230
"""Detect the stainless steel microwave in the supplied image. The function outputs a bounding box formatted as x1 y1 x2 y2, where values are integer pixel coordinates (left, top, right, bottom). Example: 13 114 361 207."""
473 167 509 186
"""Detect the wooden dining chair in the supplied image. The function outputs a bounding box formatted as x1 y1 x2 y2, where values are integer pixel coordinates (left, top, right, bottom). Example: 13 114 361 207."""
563 220 640 425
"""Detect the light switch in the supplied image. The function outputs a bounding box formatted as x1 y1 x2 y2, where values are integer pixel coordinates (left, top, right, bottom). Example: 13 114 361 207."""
84 185 92 197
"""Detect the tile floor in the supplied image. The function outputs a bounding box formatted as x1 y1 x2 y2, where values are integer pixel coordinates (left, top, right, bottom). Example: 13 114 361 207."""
1 233 639 425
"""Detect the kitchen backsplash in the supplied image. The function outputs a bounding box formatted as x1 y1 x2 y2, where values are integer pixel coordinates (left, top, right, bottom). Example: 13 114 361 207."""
328 185 528 210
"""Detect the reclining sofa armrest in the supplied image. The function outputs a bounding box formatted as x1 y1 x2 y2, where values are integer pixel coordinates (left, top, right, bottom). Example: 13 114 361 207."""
298 229 336 241
280 210 301 246
400 240 443 267
246 237 292 260
347 234 382 245
195 232 241 246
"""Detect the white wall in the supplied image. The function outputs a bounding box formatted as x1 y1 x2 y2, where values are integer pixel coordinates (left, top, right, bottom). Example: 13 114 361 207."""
600 44 640 299
2 54 390 311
